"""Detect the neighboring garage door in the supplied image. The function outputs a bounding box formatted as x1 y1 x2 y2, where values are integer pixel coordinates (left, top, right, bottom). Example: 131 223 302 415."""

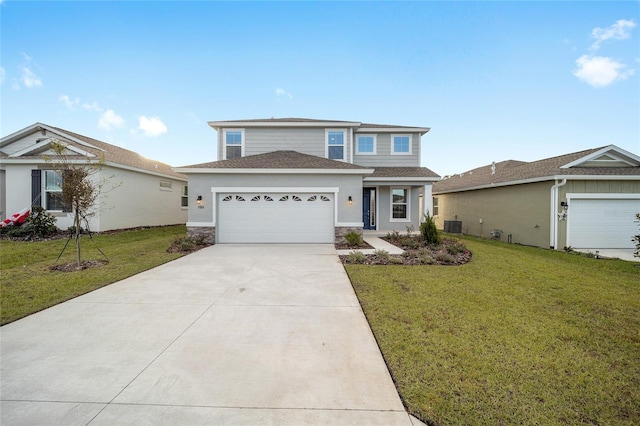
217 193 334 243
568 198 640 249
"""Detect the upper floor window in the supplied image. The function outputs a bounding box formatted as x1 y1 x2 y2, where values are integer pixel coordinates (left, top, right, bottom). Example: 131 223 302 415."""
356 135 376 155
392 134 412 155
159 180 172 191
326 130 345 161
223 129 244 160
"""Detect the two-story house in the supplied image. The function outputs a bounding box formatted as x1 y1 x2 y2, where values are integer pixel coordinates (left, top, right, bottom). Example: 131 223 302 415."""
175 118 440 244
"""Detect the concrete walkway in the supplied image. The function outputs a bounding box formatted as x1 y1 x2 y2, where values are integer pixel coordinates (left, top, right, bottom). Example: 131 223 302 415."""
575 248 637 262
1 244 424 425
336 236 405 256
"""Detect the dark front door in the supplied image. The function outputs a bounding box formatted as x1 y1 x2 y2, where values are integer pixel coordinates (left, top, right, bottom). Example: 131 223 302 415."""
362 188 376 230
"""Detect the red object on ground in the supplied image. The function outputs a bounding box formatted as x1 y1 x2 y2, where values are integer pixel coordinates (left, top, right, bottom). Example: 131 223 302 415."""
0 207 30 227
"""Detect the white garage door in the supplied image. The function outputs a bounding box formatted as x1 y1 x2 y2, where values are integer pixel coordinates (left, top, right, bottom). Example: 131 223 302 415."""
568 198 640 249
217 193 334 243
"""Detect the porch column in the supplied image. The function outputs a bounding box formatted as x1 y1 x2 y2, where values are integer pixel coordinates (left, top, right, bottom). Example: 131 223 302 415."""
422 184 433 220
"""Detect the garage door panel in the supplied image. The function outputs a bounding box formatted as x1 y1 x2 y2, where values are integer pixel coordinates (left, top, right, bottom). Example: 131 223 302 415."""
568 198 640 249
217 193 334 244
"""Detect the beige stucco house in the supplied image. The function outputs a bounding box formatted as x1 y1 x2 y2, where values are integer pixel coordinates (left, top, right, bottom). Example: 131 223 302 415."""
432 145 640 250
0 123 188 232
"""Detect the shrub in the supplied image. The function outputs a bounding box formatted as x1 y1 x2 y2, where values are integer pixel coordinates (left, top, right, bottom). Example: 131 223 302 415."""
389 257 404 264
344 231 363 247
386 230 400 241
24 206 58 238
347 251 367 264
443 238 467 255
420 213 440 245
419 254 435 265
434 251 456 264
374 249 390 262
400 237 421 250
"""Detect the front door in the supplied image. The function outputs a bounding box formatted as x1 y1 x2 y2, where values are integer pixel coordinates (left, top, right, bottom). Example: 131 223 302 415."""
362 188 376 230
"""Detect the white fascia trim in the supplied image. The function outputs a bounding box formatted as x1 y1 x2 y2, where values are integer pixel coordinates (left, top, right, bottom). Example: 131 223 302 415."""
174 168 373 175
9 141 96 158
186 222 215 227
364 176 440 182
357 127 430 135
209 121 361 129
0 123 102 151
561 145 640 168
566 193 640 200
433 174 640 194
211 186 340 193
104 162 188 181
336 222 365 227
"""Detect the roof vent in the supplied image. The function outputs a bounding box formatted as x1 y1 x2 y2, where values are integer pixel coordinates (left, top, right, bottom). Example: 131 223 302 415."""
491 161 496 175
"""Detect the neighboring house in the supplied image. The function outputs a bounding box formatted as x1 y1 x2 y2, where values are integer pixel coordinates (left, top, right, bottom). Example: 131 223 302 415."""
432 145 640 250
0 123 188 232
174 118 440 244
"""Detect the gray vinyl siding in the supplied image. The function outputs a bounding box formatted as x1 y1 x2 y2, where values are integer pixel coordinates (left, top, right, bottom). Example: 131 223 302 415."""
218 127 354 162
353 133 421 167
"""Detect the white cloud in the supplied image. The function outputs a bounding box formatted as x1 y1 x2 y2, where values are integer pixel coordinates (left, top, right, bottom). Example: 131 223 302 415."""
275 87 293 99
573 55 634 88
138 116 167 137
82 101 102 112
98 109 125 130
591 19 636 50
59 95 79 110
22 67 42 88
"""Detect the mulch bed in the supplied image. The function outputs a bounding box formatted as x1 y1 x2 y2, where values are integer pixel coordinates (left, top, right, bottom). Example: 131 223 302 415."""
334 240 375 250
49 259 109 272
339 235 472 266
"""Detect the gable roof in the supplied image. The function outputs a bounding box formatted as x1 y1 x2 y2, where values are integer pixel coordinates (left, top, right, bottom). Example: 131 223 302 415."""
207 117 430 135
0 123 185 180
175 150 374 174
433 145 640 194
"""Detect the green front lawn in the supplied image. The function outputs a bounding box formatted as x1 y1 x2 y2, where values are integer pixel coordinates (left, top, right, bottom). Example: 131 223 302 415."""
347 237 640 425
1 225 188 325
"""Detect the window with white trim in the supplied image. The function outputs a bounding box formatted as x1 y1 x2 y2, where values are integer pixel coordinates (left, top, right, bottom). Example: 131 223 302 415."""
356 135 376 155
44 170 67 211
223 129 244 159
160 180 172 191
391 134 412 155
181 186 188 207
432 197 439 216
326 130 346 161
391 188 409 221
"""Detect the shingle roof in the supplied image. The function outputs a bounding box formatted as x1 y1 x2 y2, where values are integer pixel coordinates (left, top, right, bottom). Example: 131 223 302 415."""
433 146 640 193
208 117 428 131
370 167 441 178
182 150 372 170
44 126 185 180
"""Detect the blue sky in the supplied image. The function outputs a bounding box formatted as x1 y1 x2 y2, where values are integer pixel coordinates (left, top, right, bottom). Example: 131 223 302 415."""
1 1 638 176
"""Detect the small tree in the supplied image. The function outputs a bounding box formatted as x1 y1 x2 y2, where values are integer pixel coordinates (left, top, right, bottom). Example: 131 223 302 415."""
420 211 440 246
45 141 109 267
633 213 640 259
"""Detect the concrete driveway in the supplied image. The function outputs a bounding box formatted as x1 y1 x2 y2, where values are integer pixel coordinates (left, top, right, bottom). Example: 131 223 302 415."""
1 244 421 425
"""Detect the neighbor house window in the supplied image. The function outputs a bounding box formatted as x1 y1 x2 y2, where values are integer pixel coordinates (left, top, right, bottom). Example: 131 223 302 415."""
44 170 66 211
391 188 409 221
432 197 439 216
160 180 172 191
392 134 412 155
224 129 244 160
356 135 376 155
326 130 345 161
181 186 188 207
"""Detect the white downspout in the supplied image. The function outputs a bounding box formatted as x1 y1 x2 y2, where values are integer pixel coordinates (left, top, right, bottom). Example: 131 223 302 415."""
549 179 567 249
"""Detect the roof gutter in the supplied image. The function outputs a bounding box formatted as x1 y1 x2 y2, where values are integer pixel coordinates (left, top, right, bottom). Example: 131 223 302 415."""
549 178 567 250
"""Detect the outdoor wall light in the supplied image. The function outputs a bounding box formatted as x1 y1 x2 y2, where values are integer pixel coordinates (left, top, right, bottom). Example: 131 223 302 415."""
348 196 353 205
196 195 203 205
